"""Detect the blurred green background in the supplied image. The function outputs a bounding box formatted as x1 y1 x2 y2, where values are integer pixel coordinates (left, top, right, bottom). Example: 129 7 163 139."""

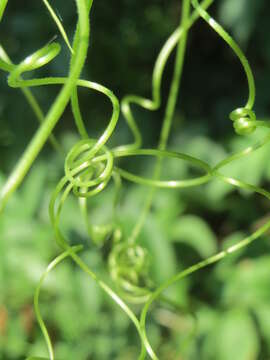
1 0 270 359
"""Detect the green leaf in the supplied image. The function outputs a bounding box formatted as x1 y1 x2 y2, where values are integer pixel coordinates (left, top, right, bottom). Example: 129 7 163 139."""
221 256 270 308
202 309 259 360
214 231 247 282
254 304 270 352
4 315 28 358
143 214 188 302
218 0 264 43
21 162 47 217
170 215 217 258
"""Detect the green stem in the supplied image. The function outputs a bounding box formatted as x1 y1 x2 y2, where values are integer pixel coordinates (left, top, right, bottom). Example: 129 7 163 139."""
0 0 91 212
158 2 191 151
118 0 214 153
0 0 7 21
129 0 191 244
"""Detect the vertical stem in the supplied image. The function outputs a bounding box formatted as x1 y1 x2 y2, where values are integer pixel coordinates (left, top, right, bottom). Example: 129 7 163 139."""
158 0 191 151
129 0 191 243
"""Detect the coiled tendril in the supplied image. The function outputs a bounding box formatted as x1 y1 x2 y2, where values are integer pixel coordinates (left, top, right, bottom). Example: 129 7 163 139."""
1 0 270 360
108 242 152 304
65 139 114 197
229 108 257 135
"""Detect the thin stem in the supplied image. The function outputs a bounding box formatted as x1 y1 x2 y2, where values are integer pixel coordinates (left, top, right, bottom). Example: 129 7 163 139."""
34 246 83 360
42 0 74 54
118 0 214 153
129 0 191 244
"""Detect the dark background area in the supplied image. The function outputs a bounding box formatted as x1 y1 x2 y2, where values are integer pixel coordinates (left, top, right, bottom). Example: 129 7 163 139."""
1 0 270 163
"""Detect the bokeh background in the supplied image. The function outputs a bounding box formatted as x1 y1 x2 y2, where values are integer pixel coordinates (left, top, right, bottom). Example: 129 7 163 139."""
1 0 270 359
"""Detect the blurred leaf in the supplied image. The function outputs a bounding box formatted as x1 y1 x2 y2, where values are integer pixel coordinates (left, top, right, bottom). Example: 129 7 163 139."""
218 0 264 43
4 315 28 358
221 256 270 308
254 305 270 352
21 162 47 218
143 213 188 304
202 309 259 360
214 231 247 282
170 215 217 258
152 189 186 229
176 136 226 167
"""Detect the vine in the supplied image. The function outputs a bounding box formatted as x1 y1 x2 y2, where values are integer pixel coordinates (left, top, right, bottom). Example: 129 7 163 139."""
1 0 270 359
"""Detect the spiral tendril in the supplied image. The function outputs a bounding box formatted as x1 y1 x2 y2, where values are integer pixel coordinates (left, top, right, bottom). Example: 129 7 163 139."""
108 242 152 304
65 139 114 197
229 107 257 135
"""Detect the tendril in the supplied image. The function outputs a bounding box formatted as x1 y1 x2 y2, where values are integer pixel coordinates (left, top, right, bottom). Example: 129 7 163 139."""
41 0 74 54
64 139 114 197
26 245 84 360
136 1 270 358
48 154 150 359
108 242 152 304
191 0 257 136
116 0 214 152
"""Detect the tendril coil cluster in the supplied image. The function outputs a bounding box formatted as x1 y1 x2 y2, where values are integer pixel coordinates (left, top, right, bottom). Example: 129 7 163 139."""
1 0 270 359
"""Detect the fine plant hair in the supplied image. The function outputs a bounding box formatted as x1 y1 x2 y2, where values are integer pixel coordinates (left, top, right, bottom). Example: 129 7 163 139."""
1 0 270 359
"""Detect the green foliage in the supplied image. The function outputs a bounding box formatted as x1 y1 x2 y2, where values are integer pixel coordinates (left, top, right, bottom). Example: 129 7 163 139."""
2 126 270 358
